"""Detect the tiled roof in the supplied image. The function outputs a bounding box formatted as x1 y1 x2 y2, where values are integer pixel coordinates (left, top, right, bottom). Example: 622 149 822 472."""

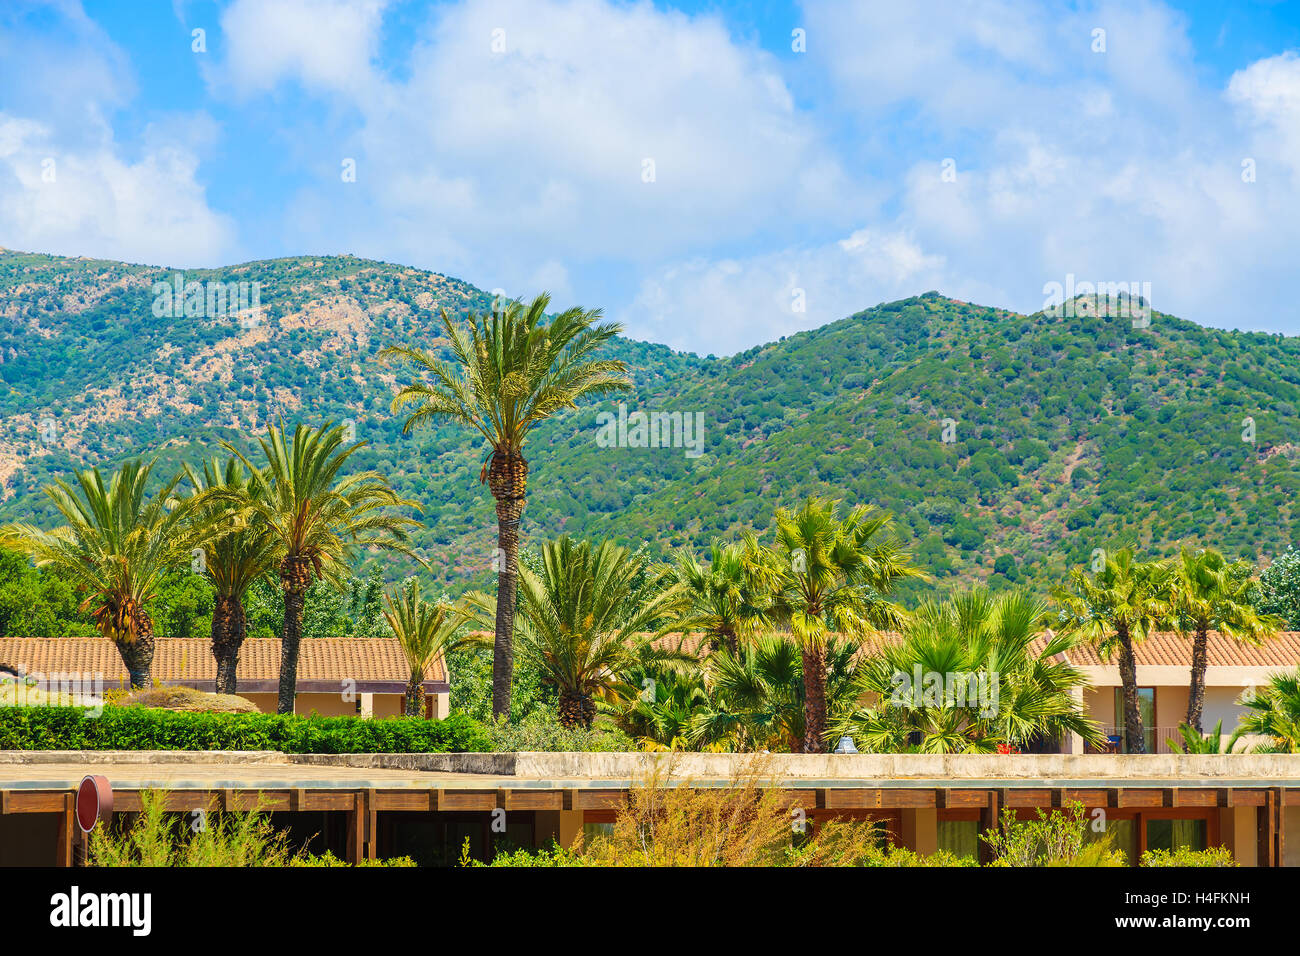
1062 631 1300 669
0 637 447 693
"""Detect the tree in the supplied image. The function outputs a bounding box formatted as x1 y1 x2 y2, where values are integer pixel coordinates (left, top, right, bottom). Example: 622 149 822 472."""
1055 548 1170 754
764 496 918 753
1258 548 1300 628
693 633 867 752
185 458 279 694
221 423 420 714
516 536 680 729
1168 548 1280 732
381 579 486 716
664 536 771 657
843 589 1102 753
383 294 630 719
0 460 201 687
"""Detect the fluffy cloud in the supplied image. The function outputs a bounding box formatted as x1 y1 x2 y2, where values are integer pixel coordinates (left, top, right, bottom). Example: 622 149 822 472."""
0 2 235 266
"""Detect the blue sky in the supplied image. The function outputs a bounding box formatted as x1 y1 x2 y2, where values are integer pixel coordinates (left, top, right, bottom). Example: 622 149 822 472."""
3 1 1300 355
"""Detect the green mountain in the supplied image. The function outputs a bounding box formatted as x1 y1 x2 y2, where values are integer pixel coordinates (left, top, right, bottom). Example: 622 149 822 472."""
2 248 1298 601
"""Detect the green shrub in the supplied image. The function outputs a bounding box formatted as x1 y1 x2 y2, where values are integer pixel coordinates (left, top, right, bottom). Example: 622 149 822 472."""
1141 846 1238 867
982 802 1127 867
0 705 491 754
481 713 635 752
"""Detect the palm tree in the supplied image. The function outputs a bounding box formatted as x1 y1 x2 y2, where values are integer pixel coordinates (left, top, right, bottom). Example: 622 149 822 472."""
516 535 681 729
765 496 918 753
1232 669 1300 752
383 293 630 719
221 422 421 714
664 535 771 656
693 633 867 752
842 590 1102 753
184 458 280 694
1168 548 1280 732
1055 548 1170 754
1 460 200 687
1169 720 1239 754
610 664 713 751
382 580 486 716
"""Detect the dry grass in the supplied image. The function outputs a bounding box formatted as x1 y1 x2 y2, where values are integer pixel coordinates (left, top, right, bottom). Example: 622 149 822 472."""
117 686 259 714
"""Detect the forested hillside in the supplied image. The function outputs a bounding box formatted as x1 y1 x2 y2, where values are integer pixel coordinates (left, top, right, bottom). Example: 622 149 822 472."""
2 248 1297 600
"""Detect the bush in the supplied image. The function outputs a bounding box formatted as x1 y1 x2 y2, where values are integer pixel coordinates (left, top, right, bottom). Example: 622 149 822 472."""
0 705 491 754
481 713 635 753
89 790 416 867
982 802 1127 867
1141 846 1238 867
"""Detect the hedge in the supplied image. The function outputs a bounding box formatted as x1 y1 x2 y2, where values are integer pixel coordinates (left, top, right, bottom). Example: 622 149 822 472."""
0 706 492 754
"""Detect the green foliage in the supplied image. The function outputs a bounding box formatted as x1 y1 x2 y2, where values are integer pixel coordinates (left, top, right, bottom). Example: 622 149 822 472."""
0 546 96 636
90 789 416 867
1141 845 1237 867
0 705 491 753
1259 548 1300 628
982 802 1127 867
479 713 636 752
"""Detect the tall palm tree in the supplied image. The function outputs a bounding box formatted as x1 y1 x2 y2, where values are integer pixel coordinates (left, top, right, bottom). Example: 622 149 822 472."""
1 460 200 687
516 535 681 729
184 458 280 695
843 589 1102 753
1168 548 1280 732
221 422 421 714
765 496 918 753
664 535 771 656
382 580 487 716
1055 548 1170 754
383 294 630 719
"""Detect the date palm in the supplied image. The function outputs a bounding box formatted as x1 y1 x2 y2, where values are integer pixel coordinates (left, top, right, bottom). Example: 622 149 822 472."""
1168 548 1280 732
1054 548 1170 754
765 496 918 753
382 579 487 716
516 535 681 729
221 422 421 714
184 458 280 695
1 460 199 687
383 293 630 719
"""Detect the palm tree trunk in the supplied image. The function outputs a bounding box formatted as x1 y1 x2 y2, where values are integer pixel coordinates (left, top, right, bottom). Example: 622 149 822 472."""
801 645 828 754
488 449 527 720
1116 623 1146 754
1186 622 1209 733
211 593 247 695
558 688 595 729
278 556 312 715
405 674 422 717
117 612 155 689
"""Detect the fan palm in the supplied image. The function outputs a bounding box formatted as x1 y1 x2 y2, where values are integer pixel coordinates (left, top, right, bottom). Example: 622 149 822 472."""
664 535 771 656
765 496 918 753
184 457 280 694
1 460 201 687
1168 548 1280 732
516 535 681 729
1054 548 1170 754
382 293 630 719
382 580 487 716
610 664 713 750
221 422 421 714
842 589 1102 753
693 633 866 752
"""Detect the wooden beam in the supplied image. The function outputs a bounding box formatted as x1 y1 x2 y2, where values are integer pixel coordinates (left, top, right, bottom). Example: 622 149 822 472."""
503 790 564 811
575 790 625 811
372 791 432 812
365 788 377 861
55 793 74 868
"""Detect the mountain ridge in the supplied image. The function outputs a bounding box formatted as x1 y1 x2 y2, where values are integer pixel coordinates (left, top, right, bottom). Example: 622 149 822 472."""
2 248 1298 600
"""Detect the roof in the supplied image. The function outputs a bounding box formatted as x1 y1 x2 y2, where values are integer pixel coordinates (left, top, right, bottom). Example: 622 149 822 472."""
1062 631 1300 669
0 637 448 694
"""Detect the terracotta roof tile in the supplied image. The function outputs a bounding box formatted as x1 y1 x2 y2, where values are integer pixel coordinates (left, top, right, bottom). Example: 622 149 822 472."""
1062 631 1300 668
0 637 446 692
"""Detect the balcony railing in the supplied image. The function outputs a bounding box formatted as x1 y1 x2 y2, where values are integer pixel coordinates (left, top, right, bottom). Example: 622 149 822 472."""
1086 726 1186 755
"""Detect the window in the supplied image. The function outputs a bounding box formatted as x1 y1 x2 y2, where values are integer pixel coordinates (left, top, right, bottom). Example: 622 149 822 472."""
937 820 980 860
1112 687 1156 753
1146 819 1207 854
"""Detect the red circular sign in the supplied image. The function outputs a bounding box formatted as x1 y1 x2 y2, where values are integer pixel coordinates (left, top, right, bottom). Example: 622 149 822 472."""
76 774 112 833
